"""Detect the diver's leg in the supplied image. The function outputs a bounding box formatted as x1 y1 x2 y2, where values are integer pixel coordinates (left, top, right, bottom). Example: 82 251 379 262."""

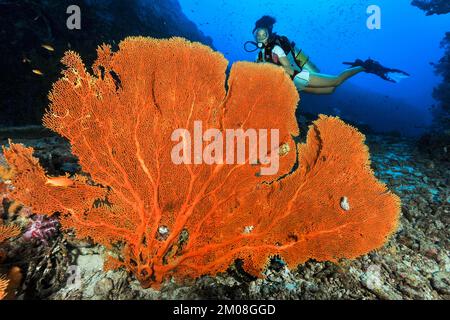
308 67 364 88
307 73 339 88
302 86 336 95
335 66 365 84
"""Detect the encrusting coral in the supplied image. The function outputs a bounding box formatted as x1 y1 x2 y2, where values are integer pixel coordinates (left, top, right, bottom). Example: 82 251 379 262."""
0 222 21 300
0 275 8 300
1 37 401 288
0 223 20 245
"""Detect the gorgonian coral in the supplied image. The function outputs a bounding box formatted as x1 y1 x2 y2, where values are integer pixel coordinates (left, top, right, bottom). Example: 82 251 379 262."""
1 37 400 288
0 222 20 300
0 222 20 244
0 275 8 300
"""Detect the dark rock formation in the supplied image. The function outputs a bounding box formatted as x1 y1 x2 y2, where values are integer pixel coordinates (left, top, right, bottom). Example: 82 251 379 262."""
411 0 450 15
411 1 449 161
430 32 450 131
411 0 449 124
0 0 213 127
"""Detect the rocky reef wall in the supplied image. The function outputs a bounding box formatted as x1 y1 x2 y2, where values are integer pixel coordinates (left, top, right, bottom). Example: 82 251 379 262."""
0 0 213 126
411 0 449 161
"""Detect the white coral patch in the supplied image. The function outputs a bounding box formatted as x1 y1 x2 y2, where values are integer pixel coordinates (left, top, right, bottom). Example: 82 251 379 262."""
243 225 254 234
340 196 350 211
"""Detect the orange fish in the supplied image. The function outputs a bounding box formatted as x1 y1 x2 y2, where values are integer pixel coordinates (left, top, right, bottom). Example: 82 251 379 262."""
45 176 74 187
32 69 44 76
41 44 55 52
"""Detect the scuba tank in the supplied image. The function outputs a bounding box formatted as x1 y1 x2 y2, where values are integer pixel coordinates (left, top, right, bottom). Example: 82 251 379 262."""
275 35 320 73
291 46 320 73
245 35 320 73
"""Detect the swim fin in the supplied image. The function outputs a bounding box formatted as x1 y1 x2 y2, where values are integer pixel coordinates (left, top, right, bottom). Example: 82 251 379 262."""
343 58 410 83
385 70 410 83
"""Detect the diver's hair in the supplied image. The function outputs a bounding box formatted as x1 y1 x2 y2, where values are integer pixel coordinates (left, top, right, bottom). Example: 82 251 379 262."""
253 15 276 35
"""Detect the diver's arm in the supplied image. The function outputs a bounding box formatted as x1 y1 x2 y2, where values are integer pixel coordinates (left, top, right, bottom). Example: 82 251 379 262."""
278 56 295 77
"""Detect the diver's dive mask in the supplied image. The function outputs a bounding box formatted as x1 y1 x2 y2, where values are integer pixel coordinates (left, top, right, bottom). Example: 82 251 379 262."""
254 28 269 48
243 28 270 52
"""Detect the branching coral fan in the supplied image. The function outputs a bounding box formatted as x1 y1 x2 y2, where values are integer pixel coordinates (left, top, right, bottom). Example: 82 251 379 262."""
0 222 20 299
0 276 8 300
1 37 400 288
0 223 20 244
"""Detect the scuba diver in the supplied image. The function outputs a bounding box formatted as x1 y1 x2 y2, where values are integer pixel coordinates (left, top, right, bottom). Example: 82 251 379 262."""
244 16 410 94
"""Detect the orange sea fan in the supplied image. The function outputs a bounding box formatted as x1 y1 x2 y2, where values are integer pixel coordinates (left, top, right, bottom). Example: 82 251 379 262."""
0 222 20 244
0 154 14 182
0 268 22 300
1 36 400 288
0 166 14 182
0 275 8 300
0 223 19 300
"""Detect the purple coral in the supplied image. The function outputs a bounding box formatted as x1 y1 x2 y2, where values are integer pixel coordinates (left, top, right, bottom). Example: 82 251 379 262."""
23 215 58 244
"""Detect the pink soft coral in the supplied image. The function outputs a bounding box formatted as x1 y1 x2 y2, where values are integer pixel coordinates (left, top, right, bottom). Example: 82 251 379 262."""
23 215 58 245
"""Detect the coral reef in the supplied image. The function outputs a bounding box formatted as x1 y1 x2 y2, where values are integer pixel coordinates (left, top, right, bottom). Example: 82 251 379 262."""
0 221 21 300
430 32 450 132
23 215 59 245
0 222 20 244
0 275 7 300
2 133 443 300
412 2 449 162
1 37 400 288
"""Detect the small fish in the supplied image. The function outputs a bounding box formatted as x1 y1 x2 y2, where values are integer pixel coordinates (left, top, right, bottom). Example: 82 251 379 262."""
22 57 31 63
32 69 44 76
41 44 55 52
45 176 74 187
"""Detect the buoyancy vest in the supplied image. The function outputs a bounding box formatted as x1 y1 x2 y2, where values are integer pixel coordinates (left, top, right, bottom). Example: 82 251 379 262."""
257 34 312 71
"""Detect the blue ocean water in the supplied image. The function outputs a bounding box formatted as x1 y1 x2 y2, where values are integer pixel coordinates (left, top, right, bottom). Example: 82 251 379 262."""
177 0 450 136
